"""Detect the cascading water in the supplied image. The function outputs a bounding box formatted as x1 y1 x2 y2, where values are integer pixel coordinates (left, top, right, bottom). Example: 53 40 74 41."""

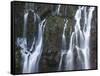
58 18 68 71
58 6 95 71
16 4 95 73
74 6 95 69
52 5 61 16
65 32 75 70
17 9 46 73
56 5 61 15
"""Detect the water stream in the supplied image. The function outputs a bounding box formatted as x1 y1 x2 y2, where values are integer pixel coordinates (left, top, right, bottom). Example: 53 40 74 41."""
58 6 95 71
17 9 46 73
16 5 95 73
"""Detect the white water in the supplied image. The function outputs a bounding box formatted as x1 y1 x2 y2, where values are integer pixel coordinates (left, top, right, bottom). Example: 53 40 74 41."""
58 18 68 71
52 5 61 16
56 5 61 15
74 7 95 69
65 32 75 70
17 10 46 73
58 6 95 71
16 6 95 73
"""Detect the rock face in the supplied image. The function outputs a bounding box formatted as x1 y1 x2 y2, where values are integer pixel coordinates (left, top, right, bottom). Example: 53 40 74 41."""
90 8 97 69
13 1 97 74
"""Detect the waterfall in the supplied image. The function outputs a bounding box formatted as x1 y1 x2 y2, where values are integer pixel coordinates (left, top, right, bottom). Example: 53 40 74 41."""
58 6 95 71
58 18 68 71
23 12 28 37
74 7 85 69
52 5 61 16
65 32 75 70
17 9 46 73
28 19 46 73
56 5 61 15
74 7 95 69
16 4 95 73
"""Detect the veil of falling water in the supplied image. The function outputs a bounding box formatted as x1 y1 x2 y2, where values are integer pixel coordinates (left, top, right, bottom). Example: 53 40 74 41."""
16 4 95 73
74 6 95 69
52 5 61 16
58 18 68 71
56 5 61 15
58 6 95 71
17 9 46 73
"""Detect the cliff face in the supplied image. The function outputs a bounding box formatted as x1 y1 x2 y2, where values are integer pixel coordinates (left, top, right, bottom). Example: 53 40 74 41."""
13 2 97 73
